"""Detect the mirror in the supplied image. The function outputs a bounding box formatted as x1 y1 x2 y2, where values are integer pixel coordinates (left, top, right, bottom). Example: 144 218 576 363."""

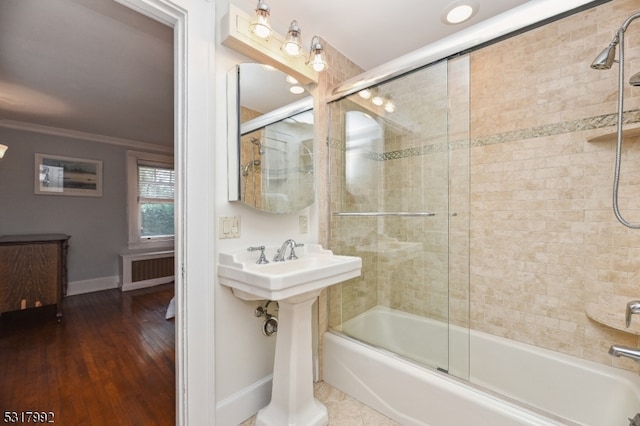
227 63 315 213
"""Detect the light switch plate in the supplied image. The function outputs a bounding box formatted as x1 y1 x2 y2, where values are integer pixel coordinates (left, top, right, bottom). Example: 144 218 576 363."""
219 216 241 239
299 215 308 234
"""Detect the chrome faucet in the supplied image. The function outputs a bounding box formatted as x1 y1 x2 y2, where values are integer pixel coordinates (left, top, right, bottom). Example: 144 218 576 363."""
626 300 640 327
273 239 303 262
609 345 640 362
247 245 269 264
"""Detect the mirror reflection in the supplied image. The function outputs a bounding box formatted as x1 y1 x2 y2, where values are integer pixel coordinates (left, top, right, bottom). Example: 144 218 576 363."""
241 109 314 212
229 63 315 213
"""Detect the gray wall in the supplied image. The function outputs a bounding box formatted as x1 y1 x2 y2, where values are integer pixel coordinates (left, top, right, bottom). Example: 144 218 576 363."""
0 127 128 283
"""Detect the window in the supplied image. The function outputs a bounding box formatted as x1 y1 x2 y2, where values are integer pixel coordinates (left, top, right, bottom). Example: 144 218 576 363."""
127 151 174 249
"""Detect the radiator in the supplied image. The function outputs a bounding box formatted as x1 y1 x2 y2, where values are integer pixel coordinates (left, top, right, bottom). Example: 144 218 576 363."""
119 250 174 291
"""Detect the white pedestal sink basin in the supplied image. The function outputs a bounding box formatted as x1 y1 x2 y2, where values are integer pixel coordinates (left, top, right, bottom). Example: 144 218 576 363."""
218 244 361 426
217 244 362 301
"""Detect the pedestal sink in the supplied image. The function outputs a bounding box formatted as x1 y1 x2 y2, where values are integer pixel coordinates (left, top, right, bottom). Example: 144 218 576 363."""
218 244 361 426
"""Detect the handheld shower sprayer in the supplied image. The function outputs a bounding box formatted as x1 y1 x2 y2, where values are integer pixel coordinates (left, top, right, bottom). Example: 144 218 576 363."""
241 159 261 176
250 137 264 155
590 11 640 229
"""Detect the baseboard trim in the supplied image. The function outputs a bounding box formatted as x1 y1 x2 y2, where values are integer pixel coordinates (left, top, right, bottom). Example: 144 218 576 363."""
66 276 119 296
216 375 272 425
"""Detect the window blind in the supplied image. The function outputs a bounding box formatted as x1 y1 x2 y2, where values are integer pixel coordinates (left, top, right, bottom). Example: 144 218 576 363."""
138 163 174 201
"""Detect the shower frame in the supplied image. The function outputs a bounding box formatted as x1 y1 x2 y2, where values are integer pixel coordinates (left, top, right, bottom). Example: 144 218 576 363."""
327 55 471 378
323 0 608 401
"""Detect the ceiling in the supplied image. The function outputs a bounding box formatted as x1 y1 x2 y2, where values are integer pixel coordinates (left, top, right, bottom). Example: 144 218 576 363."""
261 0 530 71
0 0 174 146
0 0 549 147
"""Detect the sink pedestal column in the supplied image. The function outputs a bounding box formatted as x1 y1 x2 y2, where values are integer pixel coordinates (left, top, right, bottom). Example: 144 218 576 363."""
256 289 328 426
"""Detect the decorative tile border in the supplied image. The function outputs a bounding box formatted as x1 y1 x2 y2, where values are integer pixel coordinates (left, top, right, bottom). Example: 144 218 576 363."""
329 110 640 161
472 110 640 148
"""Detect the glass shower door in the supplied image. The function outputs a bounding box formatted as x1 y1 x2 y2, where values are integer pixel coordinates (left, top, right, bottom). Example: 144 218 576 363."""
328 58 469 378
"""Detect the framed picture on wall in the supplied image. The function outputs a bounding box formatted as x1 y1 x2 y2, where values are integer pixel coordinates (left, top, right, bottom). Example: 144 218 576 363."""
34 153 103 197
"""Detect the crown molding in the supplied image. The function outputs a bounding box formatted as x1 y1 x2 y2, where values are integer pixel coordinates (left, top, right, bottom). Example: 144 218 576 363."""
0 119 173 154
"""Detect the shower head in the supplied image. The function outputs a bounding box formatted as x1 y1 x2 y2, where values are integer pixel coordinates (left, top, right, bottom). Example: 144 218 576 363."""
241 159 261 176
591 37 619 70
630 71 640 86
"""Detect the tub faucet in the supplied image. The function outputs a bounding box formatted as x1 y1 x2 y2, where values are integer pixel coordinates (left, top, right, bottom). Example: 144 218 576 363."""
609 345 640 362
273 239 304 262
626 300 640 327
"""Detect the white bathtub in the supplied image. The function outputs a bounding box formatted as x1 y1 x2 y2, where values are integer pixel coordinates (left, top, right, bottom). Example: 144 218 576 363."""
323 306 640 426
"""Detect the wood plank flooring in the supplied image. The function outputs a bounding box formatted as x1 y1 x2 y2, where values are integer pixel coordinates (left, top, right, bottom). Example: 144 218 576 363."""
0 284 175 425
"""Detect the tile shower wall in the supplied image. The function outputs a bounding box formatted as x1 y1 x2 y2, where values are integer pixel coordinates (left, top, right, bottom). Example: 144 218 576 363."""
469 0 640 371
322 0 640 373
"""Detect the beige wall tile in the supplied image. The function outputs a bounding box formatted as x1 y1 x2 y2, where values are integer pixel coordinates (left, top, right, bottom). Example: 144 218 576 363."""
323 0 640 375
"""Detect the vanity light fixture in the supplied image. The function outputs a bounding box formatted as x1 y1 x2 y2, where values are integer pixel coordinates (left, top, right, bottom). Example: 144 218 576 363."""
307 36 328 72
0 144 7 159
221 3 319 85
282 20 303 56
249 0 272 39
442 1 478 25
371 96 384 106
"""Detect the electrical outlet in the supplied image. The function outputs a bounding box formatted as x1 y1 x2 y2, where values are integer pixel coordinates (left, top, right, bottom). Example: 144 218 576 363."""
219 216 240 239
299 215 308 234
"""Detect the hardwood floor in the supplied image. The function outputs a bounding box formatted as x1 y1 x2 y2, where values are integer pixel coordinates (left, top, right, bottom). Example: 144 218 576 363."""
0 284 175 425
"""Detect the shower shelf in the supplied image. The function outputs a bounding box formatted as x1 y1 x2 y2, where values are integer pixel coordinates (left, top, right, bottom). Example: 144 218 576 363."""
587 124 640 143
586 301 640 335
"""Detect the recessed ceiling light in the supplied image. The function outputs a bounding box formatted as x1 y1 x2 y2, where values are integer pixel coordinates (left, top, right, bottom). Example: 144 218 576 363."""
442 2 478 25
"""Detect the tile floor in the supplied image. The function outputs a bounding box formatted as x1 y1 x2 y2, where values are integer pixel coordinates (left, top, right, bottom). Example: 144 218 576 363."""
240 381 401 425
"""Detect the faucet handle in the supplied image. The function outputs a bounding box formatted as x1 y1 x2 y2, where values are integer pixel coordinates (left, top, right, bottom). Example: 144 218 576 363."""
288 242 304 260
247 246 269 264
625 300 640 328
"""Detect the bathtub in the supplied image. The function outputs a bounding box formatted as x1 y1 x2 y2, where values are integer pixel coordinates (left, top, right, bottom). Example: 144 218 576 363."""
323 306 640 426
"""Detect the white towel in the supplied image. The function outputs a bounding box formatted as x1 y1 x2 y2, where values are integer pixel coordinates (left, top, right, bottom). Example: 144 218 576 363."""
165 297 175 320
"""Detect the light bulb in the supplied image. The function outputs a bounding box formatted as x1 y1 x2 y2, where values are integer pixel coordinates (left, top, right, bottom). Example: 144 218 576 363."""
307 36 327 72
384 101 396 113
283 42 301 56
311 54 326 72
282 20 302 56
358 89 372 100
252 19 271 39
249 0 272 39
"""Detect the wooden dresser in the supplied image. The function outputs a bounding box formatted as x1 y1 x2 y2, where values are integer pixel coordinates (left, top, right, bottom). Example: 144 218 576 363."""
0 234 70 322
